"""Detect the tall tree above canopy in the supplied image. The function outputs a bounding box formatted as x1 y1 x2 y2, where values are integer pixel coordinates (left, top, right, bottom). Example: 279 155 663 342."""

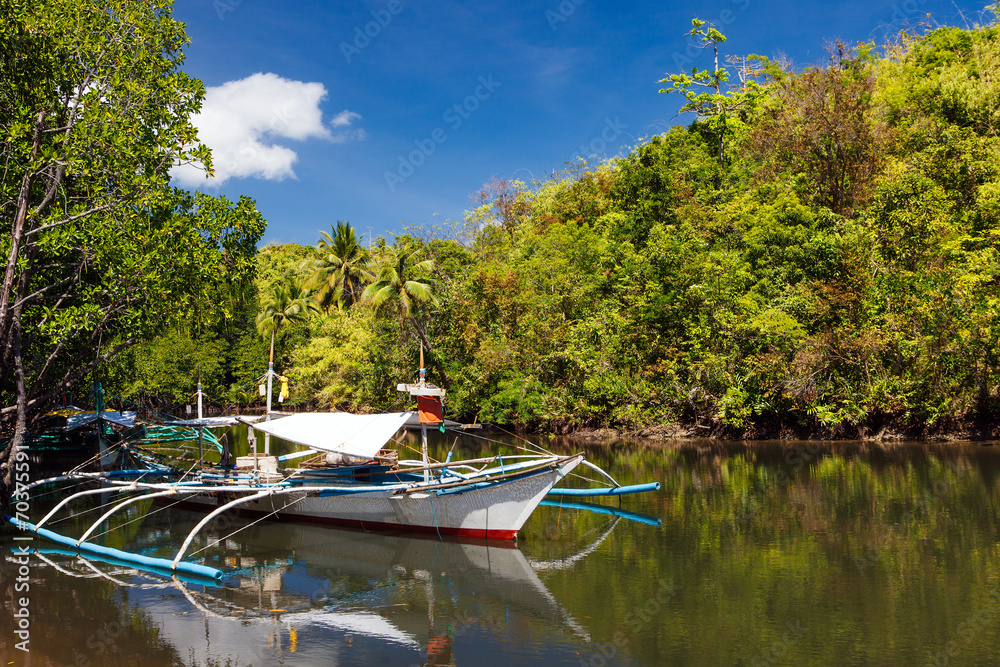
256 272 321 371
0 0 264 501
306 221 371 311
658 18 769 166
362 243 438 353
467 177 531 237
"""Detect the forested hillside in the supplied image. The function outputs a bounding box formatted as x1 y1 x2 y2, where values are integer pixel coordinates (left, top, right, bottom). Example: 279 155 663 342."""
127 15 1000 438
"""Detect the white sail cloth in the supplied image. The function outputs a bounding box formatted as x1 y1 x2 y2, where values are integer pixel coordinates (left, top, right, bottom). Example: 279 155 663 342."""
249 412 414 459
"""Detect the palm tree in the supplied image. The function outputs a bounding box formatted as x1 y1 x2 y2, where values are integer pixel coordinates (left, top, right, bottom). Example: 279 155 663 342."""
255 272 321 372
361 244 438 353
307 221 370 311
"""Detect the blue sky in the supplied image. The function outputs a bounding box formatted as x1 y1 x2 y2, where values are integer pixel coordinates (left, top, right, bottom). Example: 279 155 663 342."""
170 0 992 247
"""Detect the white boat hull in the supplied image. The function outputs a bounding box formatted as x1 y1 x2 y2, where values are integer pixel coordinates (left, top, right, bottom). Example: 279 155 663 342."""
180 455 583 540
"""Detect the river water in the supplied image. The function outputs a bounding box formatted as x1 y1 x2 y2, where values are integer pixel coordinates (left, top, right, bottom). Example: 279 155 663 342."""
2 432 999 666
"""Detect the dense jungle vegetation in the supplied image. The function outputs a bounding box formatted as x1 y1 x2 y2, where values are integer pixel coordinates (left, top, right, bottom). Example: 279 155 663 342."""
115 11 1000 438
6 3 1000 453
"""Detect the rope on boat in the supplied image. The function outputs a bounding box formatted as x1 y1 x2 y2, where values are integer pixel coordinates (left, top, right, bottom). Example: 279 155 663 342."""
430 496 442 542
169 457 213 489
490 424 556 456
448 427 608 486
27 478 97 502
84 496 192 542
451 426 619 488
387 432 440 464
67 441 127 474
44 490 149 527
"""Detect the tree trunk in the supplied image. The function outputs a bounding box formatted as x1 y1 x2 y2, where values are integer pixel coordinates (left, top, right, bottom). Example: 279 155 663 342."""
1 111 45 385
0 111 44 326
1 313 28 512
713 41 725 167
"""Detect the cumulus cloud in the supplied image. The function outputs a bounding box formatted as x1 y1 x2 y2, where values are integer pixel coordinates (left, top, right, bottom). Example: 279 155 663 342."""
171 72 364 187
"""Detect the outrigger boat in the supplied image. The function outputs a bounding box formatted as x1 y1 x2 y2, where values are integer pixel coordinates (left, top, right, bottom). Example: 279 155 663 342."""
8 362 659 582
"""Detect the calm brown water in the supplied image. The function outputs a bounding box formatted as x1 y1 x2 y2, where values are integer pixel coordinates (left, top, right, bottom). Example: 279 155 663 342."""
3 433 1000 666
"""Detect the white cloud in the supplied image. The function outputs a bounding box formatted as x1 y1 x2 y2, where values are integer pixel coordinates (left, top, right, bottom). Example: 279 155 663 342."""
331 110 361 127
329 109 367 144
171 72 364 187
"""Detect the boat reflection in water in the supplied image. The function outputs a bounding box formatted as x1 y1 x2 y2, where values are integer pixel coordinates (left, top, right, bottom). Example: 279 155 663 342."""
29 513 626 666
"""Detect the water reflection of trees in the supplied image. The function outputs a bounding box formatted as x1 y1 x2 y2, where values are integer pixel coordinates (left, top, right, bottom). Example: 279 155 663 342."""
525 437 1000 665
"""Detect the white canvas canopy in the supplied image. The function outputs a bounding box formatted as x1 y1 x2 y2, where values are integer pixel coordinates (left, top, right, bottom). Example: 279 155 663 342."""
167 416 264 427
65 411 136 431
249 412 414 459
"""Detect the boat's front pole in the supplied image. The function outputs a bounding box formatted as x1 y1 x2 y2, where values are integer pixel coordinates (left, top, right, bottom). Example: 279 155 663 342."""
421 348 431 482
265 331 274 455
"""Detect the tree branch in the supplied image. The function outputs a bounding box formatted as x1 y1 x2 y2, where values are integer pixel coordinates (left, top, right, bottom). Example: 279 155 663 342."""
0 337 138 421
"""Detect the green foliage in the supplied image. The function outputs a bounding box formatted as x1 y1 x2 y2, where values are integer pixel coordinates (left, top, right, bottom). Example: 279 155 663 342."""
307 221 371 311
362 244 437 318
254 272 321 398
290 307 379 410
123 329 225 404
750 42 889 216
111 14 1000 436
1 0 264 429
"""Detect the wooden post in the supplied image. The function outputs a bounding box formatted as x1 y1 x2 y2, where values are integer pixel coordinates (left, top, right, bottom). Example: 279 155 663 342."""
265 331 274 455
197 365 204 464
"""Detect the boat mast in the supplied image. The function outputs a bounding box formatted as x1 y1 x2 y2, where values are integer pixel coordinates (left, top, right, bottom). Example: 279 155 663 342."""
265 330 275 455
420 347 429 483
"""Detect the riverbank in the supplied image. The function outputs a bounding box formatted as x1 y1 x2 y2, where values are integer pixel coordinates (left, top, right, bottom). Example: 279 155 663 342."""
560 413 1000 443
